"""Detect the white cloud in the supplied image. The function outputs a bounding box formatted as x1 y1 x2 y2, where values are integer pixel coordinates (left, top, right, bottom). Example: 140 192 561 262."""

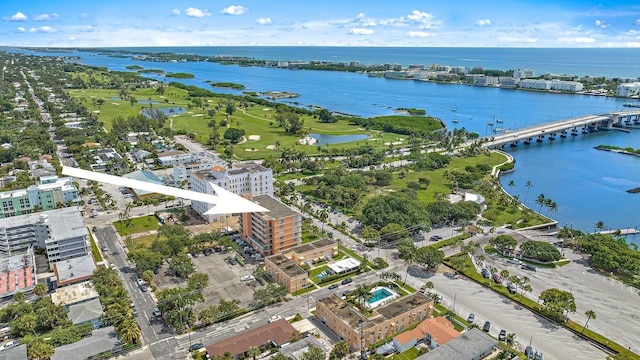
475 19 491 27
636 19 640 25
69 36 76 41
256 17 271 25
558 36 596 44
185 7 211 18
499 36 538 43
29 26 55 33
79 13 89 20
16 27 25 32
172 9 181 16
349 28 374 35
405 10 440 29
35 13 59 21
407 31 430 38
595 20 610 29
356 13 366 19
4 11 27 22
79 26 95 32
220 5 247 15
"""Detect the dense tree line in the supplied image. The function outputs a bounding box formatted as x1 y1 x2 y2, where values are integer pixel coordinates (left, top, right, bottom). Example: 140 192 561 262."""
359 191 431 230
352 115 442 136
303 168 392 210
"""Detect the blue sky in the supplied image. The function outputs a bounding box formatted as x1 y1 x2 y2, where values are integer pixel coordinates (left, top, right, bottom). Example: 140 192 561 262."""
2 1 640 47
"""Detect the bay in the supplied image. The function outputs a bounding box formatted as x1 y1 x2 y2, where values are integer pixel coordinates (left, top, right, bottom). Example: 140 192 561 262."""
13 47 640 241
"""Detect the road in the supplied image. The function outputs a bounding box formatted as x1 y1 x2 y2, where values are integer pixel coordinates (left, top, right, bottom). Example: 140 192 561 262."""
94 226 183 359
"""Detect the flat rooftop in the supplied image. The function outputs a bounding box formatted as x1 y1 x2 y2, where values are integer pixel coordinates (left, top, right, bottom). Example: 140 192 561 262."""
319 294 367 329
376 293 433 320
286 238 336 255
54 255 97 284
228 162 270 175
252 194 299 219
0 207 88 241
267 254 307 277
51 281 99 306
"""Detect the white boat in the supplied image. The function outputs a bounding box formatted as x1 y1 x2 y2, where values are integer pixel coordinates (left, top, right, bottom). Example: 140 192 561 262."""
496 119 504 123
452 119 459 123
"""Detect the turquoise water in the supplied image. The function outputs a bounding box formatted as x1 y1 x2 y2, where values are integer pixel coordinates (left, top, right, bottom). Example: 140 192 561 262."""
11 47 640 242
368 288 393 303
309 133 370 146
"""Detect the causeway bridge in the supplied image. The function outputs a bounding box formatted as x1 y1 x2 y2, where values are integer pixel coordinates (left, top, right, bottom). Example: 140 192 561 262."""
480 110 640 148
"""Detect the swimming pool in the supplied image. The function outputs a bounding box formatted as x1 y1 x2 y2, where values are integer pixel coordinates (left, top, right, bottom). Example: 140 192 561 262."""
367 286 398 308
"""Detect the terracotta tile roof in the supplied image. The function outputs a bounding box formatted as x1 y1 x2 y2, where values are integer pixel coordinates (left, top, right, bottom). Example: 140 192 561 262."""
393 317 460 346
206 318 296 358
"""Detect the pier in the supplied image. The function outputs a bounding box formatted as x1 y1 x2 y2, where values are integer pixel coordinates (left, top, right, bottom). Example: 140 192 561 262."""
479 110 640 148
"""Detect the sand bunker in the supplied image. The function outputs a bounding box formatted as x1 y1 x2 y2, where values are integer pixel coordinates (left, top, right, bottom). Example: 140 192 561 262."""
266 145 276 150
112 103 120 105
244 148 258 152
263 108 271 111
248 135 261 141
192 114 204 117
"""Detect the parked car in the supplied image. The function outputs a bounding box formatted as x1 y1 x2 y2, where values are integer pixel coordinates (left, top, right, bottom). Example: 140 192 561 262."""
101 243 108 251
499 329 506 341
521 264 537 272
481 268 491 278
268 315 282 323
328 283 340 290
341 278 353 285
110 263 117 270
507 283 517 294
525 346 534 359
507 258 523 266
189 343 205 352
482 321 491 332
435 294 443 303
467 313 475 323
2 341 16 350
153 307 162 317
534 350 544 360
492 273 503 284
342 289 352 297
132 306 138 317
429 235 443 241
240 275 254 281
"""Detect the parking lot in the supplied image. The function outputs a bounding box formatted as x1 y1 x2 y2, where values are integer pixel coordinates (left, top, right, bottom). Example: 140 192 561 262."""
154 250 259 312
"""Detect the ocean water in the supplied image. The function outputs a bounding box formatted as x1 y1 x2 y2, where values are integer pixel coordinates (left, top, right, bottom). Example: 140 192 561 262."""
12 47 640 241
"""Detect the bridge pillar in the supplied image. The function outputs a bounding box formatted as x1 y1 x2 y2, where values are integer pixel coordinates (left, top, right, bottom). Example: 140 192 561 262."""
537 135 544 142
572 128 578 136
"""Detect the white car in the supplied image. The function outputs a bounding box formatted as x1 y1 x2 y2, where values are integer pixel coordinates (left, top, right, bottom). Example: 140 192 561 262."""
507 258 523 266
240 275 254 281
268 315 282 323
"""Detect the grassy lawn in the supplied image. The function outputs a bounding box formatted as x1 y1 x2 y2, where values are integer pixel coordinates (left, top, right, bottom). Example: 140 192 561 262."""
395 347 419 360
125 233 160 251
89 233 103 262
113 215 161 236
309 266 331 284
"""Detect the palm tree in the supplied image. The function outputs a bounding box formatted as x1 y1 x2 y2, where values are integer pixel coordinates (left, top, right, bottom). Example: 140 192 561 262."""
319 209 328 232
353 283 373 310
13 291 25 302
118 318 141 344
595 221 605 232
247 346 262 360
536 194 546 214
547 201 558 216
402 247 419 285
332 341 350 359
33 283 47 298
524 180 532 205
424 281 434 294
500 269 510 281
505 333 517 349
582 310 596 332
27 339 55 360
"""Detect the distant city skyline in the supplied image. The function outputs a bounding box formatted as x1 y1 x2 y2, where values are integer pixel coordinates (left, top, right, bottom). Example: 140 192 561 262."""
2 1 640 48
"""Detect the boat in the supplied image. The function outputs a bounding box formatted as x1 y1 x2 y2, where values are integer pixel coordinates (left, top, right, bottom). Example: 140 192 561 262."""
487 122 494 126
451 103 457 112
623 102 640 108
496 119 504 123
452 119 459 123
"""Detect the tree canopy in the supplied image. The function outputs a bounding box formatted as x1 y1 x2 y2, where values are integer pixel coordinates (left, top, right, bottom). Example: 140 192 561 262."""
539 288 576 321
520 240 562 262
359 192 430 230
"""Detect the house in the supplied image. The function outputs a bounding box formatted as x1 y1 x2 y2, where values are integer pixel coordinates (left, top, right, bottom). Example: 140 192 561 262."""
66 297 103 329
393 317 460 353
279 336 326 360
51 326 123 360
206 318 296 359
415 328 498 360
51 281 99 307
316 293 434 351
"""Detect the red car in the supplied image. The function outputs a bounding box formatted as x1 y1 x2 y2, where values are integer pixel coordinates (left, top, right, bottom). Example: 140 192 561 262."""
492 274 503 284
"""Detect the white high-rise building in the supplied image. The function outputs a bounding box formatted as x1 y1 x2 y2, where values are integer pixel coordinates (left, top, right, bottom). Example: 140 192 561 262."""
191 162 273 221
514 68 536 78
617 82 640 97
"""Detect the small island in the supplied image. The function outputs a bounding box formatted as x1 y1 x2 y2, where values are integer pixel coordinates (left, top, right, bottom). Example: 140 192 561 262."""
594 145 640 157
260 91 300 99
207 81 245 89
125 65 143 70
394 107 426 115
138 69 165 74
166 72 195 79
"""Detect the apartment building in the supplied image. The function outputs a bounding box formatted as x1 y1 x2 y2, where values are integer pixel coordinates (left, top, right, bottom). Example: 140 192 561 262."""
513 68 536 78
264 253 307 293
316 293 434 351
173 160 225 186
0 175 80 218
240 194 301 256
157 150 203 166
0 207 89 267
191 162 273 221
617 82 640 97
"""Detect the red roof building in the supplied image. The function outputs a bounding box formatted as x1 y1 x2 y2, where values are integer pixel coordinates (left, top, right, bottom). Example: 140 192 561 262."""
206 318 296 359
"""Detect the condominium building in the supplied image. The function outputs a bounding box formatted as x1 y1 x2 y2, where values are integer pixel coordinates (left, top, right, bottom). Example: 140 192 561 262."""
191 162 273 221
0 246 36 299
513 68 536 78
157 150 203 166
316 293 434 351
0 207 90 267
519 79 584 92
264 253 307 293
240 194 301 256
0 176 80 218
173 160 225 186
617 82 640 97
